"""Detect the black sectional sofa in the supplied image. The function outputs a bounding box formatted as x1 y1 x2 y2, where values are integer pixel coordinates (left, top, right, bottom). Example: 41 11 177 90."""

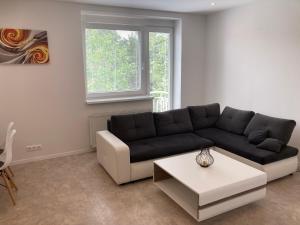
97 103 298 184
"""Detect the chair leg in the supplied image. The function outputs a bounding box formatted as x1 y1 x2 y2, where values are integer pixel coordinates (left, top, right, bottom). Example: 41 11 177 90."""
7 166 14 177
5 167 13 178
1 171 16 205
4 169 17 191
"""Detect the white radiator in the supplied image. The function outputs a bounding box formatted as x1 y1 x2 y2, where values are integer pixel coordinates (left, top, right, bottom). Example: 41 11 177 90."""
89 109 151 148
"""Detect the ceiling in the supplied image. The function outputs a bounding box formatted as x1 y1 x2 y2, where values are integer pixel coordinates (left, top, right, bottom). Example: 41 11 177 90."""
57 0 255 13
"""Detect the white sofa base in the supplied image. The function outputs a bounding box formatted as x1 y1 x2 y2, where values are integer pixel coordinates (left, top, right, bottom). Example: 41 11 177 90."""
214 147 298 182
96 131 298 184
96 130 130 185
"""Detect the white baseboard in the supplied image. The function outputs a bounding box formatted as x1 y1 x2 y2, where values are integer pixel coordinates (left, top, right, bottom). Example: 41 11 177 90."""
11 147 95 166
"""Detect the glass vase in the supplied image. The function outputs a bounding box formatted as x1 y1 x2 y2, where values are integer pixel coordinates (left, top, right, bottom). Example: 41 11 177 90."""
196 148 214 168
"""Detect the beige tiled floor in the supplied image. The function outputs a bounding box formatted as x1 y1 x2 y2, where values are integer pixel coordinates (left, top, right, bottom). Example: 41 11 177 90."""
0 152 299 225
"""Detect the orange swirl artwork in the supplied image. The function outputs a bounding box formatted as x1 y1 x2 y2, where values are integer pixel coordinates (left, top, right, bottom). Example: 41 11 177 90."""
0 28 49 64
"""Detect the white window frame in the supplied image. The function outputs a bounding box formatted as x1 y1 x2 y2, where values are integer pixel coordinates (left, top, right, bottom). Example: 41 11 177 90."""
81 14 175 107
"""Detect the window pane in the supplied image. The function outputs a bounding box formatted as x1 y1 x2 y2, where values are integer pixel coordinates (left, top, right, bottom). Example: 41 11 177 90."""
149 32 171 112
85 29 141 94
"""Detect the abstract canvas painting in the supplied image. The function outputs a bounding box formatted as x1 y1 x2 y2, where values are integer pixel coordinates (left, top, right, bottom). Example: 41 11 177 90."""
0 28 49 64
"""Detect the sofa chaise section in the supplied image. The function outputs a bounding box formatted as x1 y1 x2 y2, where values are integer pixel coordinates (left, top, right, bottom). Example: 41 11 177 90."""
193 107 298 181
196 128 298 165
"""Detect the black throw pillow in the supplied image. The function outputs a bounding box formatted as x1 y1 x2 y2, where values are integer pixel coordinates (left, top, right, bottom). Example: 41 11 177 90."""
257 138 284 153
248 129 268 145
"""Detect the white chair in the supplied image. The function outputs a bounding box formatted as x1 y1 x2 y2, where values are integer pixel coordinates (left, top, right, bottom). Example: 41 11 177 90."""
0 129 17 205
1 122 14 148
0 122 15 177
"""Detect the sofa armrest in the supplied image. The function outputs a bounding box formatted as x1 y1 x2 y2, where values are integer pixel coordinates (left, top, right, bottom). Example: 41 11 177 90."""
96 130 131 184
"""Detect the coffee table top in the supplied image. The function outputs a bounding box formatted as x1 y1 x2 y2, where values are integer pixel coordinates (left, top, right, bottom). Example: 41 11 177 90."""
154 150 267 206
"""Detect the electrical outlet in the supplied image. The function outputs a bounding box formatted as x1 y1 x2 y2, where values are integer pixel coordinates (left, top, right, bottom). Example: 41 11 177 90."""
26 144 42 152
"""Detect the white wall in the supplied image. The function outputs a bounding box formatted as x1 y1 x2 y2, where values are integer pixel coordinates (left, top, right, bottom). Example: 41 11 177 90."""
0 0 206 163
204 0 300 148
181 15 206 107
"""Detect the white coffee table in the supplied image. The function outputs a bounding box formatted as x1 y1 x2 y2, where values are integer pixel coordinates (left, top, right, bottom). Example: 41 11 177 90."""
153 150 267 222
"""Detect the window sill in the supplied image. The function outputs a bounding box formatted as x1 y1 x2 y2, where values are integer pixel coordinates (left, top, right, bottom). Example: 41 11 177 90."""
86 96 153 104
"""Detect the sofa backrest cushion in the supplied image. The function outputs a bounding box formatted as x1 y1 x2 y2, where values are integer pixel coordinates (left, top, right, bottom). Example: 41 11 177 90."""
188 103 220 130
216 106 255 135
244 113 296 144
154 108 193 136
110 112 156 142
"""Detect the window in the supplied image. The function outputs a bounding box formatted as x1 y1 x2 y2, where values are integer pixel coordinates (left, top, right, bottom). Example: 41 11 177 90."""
82 15 174 112
84 25 146 100
85 29 141 94
149 30 172 112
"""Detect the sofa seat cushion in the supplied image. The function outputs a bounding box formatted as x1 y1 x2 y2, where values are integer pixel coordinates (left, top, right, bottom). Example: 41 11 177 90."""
188 103 220 130
110 112 156 142
154 108 193 136
195 128 298 165
128 133 214 163
244 113 296 145
216 106 255 135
